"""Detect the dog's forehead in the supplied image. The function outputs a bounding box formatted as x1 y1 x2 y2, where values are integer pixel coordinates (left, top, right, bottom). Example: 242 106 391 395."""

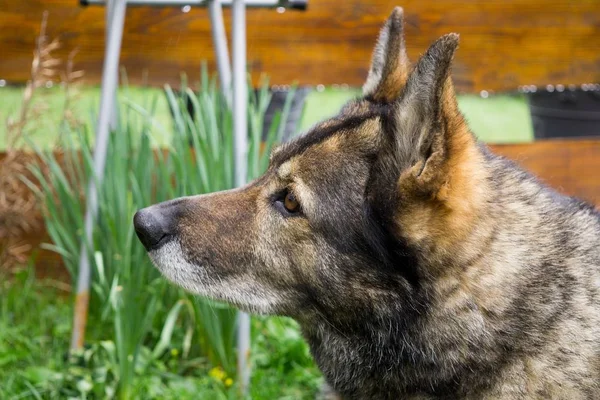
271 122 381 195
270 99 383 169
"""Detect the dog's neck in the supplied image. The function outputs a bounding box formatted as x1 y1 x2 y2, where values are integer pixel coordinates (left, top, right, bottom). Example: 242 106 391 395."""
299 277 521 399
299 304 468 399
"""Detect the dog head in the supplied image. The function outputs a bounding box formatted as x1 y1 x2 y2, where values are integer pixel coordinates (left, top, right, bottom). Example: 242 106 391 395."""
134 8 487 320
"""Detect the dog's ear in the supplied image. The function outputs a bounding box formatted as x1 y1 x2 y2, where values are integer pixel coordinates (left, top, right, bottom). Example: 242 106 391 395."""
380 34 489 256
391 33 472 201
362 7 410 102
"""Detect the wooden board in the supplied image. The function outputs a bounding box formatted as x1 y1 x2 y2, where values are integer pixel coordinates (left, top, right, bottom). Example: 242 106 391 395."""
0 1 598 92
490 139 600 206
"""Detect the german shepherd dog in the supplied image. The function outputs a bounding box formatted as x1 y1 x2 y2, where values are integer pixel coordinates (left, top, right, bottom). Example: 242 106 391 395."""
134 7 600 399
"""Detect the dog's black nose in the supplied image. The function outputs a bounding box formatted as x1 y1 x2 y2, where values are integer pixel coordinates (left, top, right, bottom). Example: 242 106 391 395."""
133 206 174 251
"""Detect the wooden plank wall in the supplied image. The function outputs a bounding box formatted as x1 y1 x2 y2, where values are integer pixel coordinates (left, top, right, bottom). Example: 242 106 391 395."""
492 139 600 206
1 1 599 92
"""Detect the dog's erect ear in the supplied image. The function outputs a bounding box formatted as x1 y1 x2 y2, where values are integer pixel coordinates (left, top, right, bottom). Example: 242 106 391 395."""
371 33 487 258
392 33 471 199
362 7 410 102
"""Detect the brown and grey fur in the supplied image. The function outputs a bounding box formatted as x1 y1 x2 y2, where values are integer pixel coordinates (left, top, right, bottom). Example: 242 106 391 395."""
134 7 600 399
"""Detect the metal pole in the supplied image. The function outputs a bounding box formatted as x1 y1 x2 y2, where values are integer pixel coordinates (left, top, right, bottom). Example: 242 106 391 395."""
106 0 119 130
208 0 232 102
82 0 307 7
70 0 127 351
232 0 251 394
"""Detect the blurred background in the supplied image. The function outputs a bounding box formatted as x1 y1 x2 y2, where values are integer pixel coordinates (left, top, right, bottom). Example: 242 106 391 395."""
0 0 599 398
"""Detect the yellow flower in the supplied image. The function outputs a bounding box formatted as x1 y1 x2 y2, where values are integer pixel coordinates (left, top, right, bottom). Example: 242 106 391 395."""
224 378 233 387
170 348 179 357
209 366 226 381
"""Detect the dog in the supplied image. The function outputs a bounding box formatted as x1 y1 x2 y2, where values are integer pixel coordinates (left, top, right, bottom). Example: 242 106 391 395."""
133 7 600 399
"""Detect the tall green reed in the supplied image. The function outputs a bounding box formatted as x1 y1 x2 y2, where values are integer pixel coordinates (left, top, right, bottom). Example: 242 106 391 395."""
27 96 177 398
26 70 297 398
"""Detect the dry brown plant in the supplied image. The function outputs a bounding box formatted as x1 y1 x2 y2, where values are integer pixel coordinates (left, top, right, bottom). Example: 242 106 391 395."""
1 11 83 270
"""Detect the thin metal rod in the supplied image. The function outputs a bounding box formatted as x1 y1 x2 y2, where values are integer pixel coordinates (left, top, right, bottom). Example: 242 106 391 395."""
208 0 232 101
232 0 247 199
232 0 251 394
70 0 127 351
83 0 302 7
106 0 119 130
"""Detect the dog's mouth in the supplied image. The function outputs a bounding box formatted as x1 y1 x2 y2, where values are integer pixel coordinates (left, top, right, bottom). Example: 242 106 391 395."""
145 239 281 315
146 240 198 282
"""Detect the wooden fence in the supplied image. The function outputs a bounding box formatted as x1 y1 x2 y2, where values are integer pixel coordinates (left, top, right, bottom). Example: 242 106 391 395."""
1 1 598 91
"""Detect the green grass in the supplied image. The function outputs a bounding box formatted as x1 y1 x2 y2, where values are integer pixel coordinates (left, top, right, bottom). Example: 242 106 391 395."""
300 88 533 144
0 85 172 150
0 267 72 399
458 94 533 144
0 267 321 399
298 88 363 132
0 85 533 151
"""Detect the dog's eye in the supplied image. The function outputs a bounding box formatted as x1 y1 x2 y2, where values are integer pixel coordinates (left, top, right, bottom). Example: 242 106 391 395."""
284 191 300 213
273 189 302 216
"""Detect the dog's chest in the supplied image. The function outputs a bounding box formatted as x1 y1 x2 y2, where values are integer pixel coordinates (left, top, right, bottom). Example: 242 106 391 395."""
303 320 505 399
305 325 428 399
